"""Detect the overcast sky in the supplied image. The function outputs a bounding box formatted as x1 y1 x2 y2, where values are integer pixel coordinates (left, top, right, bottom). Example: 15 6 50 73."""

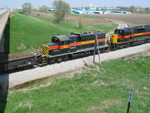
0 0 150 9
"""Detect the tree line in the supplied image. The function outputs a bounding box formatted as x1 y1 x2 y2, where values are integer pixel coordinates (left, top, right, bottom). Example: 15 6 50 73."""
117 6 150 14
22 2 150 23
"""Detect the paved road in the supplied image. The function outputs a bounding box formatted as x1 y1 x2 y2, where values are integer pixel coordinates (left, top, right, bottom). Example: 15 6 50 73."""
0 10 10 53
0 10 7 19
0 10 10 39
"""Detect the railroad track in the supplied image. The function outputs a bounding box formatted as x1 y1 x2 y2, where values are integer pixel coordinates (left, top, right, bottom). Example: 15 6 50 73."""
106 19 128 40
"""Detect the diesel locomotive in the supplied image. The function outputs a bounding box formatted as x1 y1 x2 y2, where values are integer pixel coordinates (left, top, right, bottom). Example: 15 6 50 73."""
41 31 107 64
110 25 150 49
0 25 150 73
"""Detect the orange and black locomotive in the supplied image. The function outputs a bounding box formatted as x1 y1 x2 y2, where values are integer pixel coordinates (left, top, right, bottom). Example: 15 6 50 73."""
110 25 150 49
41 31 107 63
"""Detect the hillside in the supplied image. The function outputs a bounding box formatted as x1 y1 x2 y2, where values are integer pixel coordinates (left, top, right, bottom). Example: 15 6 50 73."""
4 56 150 113
10 11 116 53
10 12 70 53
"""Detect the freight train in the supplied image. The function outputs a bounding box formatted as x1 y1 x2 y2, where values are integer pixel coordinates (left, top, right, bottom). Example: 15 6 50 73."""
0 25 150 73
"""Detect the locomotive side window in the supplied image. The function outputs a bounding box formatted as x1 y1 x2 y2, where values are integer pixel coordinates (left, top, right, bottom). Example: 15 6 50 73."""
124 30 130 35
137 28 146 33
130 29 134 34
114 29 124 35
147 26 150 31
52 37 59 43
61 41 70 45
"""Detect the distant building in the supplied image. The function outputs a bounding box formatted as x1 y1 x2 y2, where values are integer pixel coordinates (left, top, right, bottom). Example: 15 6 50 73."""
50 6 131 15
49 9 55 12
111 11 131 14
93 11 103 14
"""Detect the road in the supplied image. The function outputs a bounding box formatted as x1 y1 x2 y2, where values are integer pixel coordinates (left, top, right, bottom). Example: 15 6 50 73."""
0 10 7 19
0 10 10 39
0 10 10 53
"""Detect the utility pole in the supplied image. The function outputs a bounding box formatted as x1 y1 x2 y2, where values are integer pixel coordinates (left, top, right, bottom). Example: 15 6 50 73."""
93 31 101 64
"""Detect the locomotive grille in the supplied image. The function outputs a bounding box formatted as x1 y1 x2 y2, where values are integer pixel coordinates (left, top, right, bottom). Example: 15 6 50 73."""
42 45 49 56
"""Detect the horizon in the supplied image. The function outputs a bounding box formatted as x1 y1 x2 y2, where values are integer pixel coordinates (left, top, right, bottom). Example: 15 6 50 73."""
0 0 150 9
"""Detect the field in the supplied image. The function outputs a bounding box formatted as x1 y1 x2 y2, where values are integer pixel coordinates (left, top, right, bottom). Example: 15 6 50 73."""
3 56 150 113
90 14 150 26
32 11 113 26
10 11 116 53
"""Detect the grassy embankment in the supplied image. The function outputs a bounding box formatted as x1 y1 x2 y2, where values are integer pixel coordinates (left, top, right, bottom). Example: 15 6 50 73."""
10 11 117 53
4 56 150 113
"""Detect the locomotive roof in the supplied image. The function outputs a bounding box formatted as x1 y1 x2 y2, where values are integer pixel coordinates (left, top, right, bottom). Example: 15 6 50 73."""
117 25 150 31
53 31 105 42
53 35 70 42
44 42 57 46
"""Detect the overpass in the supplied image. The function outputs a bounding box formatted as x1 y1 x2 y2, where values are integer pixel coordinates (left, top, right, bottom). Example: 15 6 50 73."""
0 10 10 53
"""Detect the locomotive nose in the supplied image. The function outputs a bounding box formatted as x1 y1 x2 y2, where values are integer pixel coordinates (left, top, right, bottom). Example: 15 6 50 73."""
111 34 118 43
42 45 49 56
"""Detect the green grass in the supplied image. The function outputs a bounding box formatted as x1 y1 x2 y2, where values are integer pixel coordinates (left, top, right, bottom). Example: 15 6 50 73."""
31 14 117 33
10 12 70 53
10 11 117 53
3 56 150 113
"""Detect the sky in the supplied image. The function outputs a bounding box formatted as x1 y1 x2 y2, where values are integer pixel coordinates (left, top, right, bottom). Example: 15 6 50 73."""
0 0 150 9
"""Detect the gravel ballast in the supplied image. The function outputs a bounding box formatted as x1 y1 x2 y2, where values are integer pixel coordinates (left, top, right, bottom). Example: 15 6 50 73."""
0 43 150 89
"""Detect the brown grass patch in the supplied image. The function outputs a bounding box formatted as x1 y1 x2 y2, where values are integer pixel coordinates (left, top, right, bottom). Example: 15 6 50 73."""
87 99 122 113
67 15 113 25
31 11 113 25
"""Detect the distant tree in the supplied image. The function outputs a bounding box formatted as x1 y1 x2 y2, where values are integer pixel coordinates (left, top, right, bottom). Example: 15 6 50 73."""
53 0 70 23
32 8 38 11
130 6 136 13
85 7 90 10
96 7 99 11
38 5 49 12
145 7 150 13
22 3 32 15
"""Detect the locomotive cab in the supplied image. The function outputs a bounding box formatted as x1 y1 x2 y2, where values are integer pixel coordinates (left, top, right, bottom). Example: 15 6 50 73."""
111 29 124 43
42 35 72 56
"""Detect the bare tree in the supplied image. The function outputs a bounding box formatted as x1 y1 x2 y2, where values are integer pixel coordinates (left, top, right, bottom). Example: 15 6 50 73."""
53 0 70 23
22 3 32 15
39 5 49 12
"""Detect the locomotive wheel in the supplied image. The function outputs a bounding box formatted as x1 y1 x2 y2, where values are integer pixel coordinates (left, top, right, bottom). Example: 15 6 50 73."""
57 58 62 63
49 58 55 64
124 43 130 48
147 39 150 43
118 44 124 49
63 56 69 61
36 57 43 66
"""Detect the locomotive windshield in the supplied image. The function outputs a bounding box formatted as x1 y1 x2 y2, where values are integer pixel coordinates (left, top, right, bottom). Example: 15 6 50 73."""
52 37 59 43
114 29 124 35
